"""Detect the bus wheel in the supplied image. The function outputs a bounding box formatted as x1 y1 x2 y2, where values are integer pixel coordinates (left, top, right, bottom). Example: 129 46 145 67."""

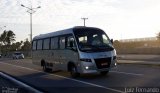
43 63 52 72
100 71 109 76
43 63 49 72
43 63 47 72
70 65 80 78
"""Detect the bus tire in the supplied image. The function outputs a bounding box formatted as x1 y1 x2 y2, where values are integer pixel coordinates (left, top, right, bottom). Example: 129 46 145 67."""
70 65 80 78
100 71 109 76
42 62 51 72
42 63 47 72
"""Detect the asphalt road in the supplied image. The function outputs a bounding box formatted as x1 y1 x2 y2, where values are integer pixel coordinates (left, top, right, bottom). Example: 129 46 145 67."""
0 59 160 93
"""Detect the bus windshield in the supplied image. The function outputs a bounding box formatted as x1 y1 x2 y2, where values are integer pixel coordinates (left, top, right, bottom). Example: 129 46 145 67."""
74 28 114 52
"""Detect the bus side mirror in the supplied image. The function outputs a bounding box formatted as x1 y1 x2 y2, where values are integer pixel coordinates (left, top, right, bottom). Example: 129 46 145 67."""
110 39 113 44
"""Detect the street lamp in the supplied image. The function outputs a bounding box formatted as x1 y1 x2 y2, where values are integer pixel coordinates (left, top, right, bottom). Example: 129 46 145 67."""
21 4 41 43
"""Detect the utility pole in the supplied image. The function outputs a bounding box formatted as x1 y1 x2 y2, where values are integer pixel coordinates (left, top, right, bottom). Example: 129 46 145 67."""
21 4 41 43
81 18 88 26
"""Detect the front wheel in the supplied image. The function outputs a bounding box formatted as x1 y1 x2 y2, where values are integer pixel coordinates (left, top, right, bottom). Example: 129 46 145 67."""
70 65 80 78
100 71 109 76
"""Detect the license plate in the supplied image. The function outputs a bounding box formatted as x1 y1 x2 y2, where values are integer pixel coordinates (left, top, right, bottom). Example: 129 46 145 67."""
101 62 108 66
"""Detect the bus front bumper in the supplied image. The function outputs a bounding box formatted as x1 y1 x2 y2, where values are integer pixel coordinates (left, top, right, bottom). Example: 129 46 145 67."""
79 60 117 74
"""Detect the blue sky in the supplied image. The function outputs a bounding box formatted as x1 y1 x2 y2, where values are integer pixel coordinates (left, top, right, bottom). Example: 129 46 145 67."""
0 0 160 41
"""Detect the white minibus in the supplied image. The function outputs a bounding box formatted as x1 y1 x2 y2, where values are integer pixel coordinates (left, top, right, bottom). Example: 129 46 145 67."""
32 26 117 77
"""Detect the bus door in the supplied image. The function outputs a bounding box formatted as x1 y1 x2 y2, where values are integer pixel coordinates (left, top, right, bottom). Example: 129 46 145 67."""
65 35 79 70
59 35 79 71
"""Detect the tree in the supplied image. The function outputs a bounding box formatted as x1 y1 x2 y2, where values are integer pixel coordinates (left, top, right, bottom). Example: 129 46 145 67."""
21 39 31 51
113 40 121 49
0 30 15 45
0 30 8 45
5 30 15 45
11 41 23 51
0 30 16 54
157 32 160 40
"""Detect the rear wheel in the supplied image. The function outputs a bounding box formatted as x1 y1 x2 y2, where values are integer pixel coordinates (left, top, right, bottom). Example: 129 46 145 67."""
70 65 80 78
100 71 109 76
42 63 47 72
42 62 52 72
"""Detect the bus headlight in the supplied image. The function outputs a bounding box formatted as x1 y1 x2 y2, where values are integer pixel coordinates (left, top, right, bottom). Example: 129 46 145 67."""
80 58 92 62
85 66 89 69
84 66 95 70
113 56 117 66
115 62 117 66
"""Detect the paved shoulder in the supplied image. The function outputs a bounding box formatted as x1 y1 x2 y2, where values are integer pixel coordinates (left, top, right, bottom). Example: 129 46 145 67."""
118 60 160 66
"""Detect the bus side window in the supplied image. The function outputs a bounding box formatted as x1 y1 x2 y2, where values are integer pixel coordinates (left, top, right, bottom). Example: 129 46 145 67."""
37 40 43 50
67 36 75 48
59 37 66 49
32 41 37 50
51 37 58 49
43 38 50 50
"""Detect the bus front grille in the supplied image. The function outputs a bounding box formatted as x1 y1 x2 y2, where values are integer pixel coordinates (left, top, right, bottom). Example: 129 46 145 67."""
94 57 111 69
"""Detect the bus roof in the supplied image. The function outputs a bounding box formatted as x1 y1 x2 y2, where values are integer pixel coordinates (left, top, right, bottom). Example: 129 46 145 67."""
33 26 101 40
33 28 73 40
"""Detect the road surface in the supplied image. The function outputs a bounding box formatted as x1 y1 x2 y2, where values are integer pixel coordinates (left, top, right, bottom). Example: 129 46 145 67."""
0 59 160 93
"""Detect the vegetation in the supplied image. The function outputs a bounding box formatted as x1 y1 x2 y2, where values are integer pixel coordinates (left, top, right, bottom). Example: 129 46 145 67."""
21 39 31 51
0 29 160 55
0 30 31 55
0 30 15 45
157 32 160 40
113 39 160 54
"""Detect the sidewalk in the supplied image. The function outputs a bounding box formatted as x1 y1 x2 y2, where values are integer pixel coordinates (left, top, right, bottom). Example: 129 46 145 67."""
117 54 160 66
118 60 160 66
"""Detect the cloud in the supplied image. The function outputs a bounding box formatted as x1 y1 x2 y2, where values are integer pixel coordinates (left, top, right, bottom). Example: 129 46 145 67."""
1 0 160 41
0 0 120 24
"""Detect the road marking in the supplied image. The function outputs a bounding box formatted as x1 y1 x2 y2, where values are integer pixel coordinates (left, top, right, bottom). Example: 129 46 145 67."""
110 71 143 76
0 72 43 93
0 62 125 93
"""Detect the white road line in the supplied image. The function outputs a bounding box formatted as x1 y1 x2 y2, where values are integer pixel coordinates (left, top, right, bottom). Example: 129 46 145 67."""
110 71 143 76
0 72 43 93
0 62 125 93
